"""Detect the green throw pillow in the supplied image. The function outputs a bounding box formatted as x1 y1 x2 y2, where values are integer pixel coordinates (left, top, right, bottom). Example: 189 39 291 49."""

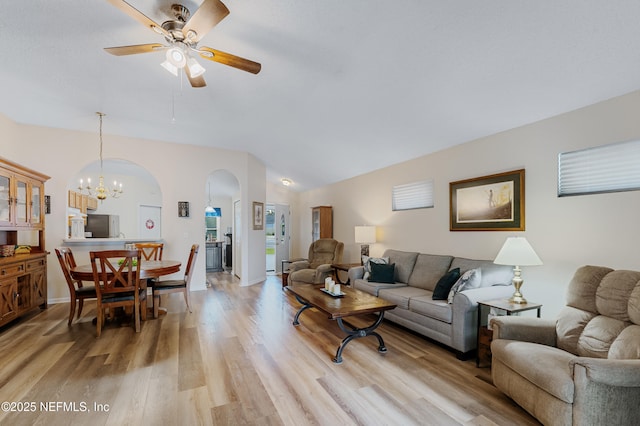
432 268 461 300
370 262 396 284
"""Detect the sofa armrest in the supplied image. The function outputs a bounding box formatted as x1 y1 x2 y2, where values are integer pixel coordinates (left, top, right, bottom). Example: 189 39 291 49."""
289 260 310 273
348 266 365 283
315 264 333 274
491 316 557 346
450 284 514 353
313 264 334 284
571 357 640 425
453 285 514 313
572 357 640 387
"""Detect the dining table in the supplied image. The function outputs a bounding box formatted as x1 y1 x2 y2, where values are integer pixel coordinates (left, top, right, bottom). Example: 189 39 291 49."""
70 259 182 317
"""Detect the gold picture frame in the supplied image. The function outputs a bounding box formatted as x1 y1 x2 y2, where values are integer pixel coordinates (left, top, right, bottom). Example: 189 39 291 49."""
253 201 264 230
450 169 525 231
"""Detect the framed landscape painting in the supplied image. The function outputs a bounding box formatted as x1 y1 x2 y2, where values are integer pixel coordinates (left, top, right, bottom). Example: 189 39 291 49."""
449 169 525 231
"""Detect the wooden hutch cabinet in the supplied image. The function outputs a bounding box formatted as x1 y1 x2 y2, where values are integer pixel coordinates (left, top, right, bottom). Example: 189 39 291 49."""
311 206 332 241
0 157 49 327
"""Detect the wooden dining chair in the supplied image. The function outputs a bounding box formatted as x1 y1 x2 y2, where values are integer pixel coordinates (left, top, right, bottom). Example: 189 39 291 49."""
55 247 97 325
150 244 199 318
90 249 146 337
134 242 163 261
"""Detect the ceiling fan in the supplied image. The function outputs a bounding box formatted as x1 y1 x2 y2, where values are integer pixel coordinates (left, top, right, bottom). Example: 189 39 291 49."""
104 0 261 88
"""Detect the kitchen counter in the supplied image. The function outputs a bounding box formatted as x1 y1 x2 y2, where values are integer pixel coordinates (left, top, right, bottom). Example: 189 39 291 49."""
62 238 163 245
206 241 223 272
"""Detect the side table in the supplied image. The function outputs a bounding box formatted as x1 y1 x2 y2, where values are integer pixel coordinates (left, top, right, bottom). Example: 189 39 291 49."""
476 299 542 367
281 259 305 288
331 263 361 285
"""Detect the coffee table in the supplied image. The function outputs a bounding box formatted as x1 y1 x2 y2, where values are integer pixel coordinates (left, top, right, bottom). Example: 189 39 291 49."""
286 284 397 364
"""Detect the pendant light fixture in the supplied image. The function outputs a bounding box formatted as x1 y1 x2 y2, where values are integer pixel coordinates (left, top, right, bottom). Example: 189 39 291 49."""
205 182 215 216
78 112 124 201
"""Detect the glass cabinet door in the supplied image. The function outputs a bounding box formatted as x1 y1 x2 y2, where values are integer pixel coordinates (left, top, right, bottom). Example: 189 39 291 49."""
15 179 28 225
31 182 42 226
0 172 10 224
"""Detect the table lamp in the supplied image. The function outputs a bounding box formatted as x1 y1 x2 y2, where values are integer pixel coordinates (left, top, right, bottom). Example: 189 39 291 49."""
493 236 543 304
355 225 376 261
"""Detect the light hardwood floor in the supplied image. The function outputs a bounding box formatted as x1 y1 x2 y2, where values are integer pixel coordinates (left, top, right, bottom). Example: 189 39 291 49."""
0 273 538 425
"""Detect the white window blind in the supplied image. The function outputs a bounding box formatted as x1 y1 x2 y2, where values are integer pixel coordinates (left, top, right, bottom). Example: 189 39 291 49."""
558 140 640 196
392 180 434 211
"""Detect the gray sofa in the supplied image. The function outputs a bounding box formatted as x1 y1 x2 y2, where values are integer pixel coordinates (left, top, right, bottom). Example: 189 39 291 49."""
491 265 640 426
347 249 514 356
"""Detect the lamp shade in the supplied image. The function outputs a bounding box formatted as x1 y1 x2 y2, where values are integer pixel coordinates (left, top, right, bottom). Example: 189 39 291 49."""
494 237 543 266
355 225 376 244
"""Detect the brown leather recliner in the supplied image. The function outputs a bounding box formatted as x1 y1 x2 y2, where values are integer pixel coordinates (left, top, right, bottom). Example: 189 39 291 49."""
288 239 344 285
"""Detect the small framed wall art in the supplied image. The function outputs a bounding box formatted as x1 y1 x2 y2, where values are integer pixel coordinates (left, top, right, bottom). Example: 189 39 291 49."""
449 169 525 231
178 201 190 218
253 201 264 230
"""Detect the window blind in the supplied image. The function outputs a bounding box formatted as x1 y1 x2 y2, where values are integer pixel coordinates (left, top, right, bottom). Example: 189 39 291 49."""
392 180 434 211
558 139 640 196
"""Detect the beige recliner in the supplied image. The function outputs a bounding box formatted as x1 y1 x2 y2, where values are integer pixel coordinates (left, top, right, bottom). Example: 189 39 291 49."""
288 239 344 286
490 265 640 426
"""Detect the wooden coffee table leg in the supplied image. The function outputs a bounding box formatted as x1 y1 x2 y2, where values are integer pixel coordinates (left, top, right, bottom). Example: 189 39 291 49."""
292 295 313 326
333 312 388 364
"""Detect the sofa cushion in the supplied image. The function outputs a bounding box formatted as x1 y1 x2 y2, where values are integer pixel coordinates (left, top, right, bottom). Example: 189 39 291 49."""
492 340 576 404
565 265 613 314
409 295 453 323
609 325 640 359
353 279 407 297
447 268 481 304
378 286 430 310
432 268 460 300
382 249 419 284
576 315 628 358
596 269 640 322
370 262 396 284
362 255 389 280
407 254 454 290
289 268 317 284
556 306 597 356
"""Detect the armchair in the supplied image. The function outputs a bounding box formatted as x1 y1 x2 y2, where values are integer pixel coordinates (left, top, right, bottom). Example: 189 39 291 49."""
288 239 344 285
490 265 640 426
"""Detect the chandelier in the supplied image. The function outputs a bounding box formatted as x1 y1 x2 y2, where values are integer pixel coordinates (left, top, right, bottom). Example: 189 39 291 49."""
78 112 123 201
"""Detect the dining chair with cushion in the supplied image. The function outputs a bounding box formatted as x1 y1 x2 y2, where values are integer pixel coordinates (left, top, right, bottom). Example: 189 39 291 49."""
150 244 198 318
134 242 163 261
90 249 146 337
55 247 97 325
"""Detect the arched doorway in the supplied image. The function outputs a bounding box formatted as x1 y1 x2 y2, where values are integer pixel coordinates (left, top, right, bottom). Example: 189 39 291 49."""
205 170 240 278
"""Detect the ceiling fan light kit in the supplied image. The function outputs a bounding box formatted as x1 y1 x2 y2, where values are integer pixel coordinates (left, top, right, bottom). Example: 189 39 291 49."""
105 0 261 88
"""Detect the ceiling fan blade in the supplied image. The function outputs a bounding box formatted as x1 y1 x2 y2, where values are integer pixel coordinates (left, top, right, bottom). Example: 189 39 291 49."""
106 0 170 38
183 0 230 42
185 67 207 88
199 47 261 74
104 43 165 56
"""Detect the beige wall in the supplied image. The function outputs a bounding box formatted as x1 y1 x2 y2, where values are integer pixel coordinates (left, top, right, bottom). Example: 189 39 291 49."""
293 90 640 318
0 115 267 301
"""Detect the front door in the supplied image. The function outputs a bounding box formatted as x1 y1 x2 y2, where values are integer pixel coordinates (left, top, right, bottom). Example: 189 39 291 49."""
274 204 290 273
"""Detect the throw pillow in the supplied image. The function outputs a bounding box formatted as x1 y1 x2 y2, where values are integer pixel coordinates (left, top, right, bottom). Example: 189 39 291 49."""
447 268 482 304
369 262 396 284
432 268 461 300
362 256 389 280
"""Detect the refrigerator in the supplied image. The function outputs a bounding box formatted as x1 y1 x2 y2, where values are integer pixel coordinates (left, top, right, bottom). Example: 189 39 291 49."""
85 214 120 238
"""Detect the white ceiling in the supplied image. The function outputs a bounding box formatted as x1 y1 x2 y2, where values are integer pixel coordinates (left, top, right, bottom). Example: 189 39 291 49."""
3 1 640 192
